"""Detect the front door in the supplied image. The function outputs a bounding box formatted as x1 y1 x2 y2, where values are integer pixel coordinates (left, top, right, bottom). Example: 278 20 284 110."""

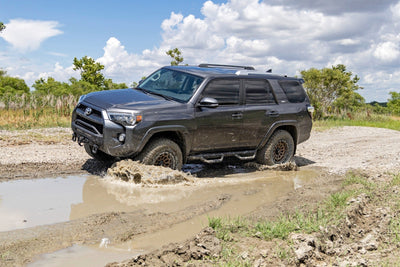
192 78 244 152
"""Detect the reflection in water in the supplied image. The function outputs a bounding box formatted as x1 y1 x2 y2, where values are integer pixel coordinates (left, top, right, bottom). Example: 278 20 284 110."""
0 177 85 232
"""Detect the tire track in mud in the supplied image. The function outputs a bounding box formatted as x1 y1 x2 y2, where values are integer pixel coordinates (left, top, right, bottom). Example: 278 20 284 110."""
0 194 230 266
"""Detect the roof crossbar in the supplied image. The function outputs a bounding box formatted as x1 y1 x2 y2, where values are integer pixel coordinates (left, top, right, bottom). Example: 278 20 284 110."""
198 63 255 70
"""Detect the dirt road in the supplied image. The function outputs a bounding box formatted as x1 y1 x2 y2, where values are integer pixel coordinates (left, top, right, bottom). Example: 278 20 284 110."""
0 126 400 266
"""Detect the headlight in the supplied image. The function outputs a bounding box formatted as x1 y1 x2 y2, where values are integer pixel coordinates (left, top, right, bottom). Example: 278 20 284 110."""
108 112 142 126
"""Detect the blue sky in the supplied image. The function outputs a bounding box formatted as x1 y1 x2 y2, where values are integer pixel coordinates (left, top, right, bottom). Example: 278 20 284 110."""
1 0 400 102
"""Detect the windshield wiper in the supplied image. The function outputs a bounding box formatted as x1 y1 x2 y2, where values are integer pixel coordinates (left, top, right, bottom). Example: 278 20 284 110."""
134 87 148 93
147 91 176 101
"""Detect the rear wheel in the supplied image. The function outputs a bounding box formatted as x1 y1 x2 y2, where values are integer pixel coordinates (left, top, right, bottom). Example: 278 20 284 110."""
256 130 294 165
136 138 183 170
84 144 115 162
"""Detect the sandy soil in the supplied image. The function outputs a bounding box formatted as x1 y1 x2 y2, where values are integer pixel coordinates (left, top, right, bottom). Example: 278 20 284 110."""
0 126 400 266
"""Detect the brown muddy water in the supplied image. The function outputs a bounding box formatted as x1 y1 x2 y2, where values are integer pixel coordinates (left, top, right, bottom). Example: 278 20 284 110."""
0 162 317 266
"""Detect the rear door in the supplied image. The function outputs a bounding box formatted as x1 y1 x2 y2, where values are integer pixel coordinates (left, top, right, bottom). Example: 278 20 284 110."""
241 79 279 148
192 78 244 152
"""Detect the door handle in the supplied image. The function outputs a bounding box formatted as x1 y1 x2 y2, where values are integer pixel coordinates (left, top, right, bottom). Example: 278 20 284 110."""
232 113 243 119
266 110 279 117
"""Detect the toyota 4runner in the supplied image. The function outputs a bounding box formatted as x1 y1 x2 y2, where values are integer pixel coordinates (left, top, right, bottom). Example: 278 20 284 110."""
71 64 313 170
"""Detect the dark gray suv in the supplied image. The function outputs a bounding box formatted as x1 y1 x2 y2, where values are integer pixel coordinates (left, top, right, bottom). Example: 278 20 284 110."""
71 64 313 169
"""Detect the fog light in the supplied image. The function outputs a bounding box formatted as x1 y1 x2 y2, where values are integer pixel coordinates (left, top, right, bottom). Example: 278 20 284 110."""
118 133 126 142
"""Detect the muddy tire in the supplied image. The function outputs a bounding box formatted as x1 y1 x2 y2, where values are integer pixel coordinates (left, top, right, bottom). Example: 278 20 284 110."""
84 144 115 162
256 130 295 165
137 138 183 170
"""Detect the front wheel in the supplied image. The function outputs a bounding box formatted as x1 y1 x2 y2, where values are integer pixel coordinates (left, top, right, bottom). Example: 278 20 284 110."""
84 144 115 162
256 130 295 165
136 138 183 170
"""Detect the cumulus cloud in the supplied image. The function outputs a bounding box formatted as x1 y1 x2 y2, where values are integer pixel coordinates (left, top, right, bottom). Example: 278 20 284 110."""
266 0 398 15
38 62 77 82
0 19 62 52
373 41 400 62
87 0 400 101
3 0 400 102
97 37 164 83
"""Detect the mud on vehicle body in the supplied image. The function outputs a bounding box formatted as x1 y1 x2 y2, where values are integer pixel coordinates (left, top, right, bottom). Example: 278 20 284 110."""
71 64 313 169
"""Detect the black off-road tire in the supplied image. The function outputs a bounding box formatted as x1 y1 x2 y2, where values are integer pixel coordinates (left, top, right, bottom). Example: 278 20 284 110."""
84 143 115 162
136 138 183 170
256 130 295 165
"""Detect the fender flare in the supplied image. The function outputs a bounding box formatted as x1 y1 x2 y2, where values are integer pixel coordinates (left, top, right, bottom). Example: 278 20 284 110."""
257 120 299 151
138 125 191 157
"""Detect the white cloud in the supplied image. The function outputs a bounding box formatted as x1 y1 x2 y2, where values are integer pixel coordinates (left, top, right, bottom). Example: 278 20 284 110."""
3 0 400 102
337 39 361 46
0 19 62 52
392 1 400 20
373 41 400 62
89 0 400 101
36 63 77 85
97 37 164 83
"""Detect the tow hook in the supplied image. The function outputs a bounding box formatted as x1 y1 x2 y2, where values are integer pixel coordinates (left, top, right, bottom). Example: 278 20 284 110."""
91 145 98 154
77 135 89 146
72 133 77 142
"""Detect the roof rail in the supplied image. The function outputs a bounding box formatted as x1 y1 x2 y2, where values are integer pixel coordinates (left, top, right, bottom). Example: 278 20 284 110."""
198 63 255 70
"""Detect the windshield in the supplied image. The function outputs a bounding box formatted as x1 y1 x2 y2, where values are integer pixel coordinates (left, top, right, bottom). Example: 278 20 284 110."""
137 68 204 102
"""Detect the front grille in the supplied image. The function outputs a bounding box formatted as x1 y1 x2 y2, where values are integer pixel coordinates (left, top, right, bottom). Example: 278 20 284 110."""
77 103 103 117
74 103 104 135
76 114 103 134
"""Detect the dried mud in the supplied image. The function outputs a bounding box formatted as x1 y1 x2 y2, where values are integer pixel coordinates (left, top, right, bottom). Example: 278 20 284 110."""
0 126 400 266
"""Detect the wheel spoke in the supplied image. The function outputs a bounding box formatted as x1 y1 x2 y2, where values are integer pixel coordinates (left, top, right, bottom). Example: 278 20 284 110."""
273 140 288 162
155 152 173 167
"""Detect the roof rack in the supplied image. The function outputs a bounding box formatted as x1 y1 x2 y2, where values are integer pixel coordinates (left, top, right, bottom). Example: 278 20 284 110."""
198 63 255 70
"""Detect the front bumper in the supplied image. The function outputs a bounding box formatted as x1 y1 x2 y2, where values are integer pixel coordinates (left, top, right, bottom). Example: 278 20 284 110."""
71 102 142 157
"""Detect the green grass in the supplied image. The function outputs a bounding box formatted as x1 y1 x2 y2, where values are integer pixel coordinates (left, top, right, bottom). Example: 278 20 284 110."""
205 173 400 265
0 94 77 130
313 113 400 131
0 108 72 130
209 191 357 243
208 174 377 242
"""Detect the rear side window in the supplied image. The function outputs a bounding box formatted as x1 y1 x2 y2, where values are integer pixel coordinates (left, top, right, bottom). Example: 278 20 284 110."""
245 79 275 105
279 80 306 103
202 79 240 105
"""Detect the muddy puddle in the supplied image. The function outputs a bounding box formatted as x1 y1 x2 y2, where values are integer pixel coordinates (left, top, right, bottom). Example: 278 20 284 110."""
1 161 317 266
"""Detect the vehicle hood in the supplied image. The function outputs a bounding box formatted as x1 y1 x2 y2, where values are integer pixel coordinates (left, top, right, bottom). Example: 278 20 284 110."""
83 89 177 110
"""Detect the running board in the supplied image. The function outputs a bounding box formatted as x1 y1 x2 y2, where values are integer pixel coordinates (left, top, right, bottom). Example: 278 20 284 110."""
188 150 256 164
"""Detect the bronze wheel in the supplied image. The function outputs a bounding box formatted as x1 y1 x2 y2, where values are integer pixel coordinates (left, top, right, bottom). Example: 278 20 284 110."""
256 130 294 165
136 138 183 170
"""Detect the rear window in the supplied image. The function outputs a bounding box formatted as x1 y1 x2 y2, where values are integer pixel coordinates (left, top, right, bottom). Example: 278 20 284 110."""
278 80 306 103
245 79 275 105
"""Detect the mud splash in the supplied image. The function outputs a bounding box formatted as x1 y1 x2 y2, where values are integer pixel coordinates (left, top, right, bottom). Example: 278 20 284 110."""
244 161 298 171
106 160 194 185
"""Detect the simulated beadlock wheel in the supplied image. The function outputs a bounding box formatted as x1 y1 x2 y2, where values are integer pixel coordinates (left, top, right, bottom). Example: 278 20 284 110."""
84 143 115 162
256 130 295 165
136 138 183 170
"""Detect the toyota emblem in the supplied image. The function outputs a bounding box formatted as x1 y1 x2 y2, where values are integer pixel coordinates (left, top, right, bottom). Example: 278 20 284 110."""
84 107 92 116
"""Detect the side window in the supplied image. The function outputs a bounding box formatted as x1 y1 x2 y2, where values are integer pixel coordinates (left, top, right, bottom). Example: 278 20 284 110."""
202 79 240 105
245 79 275 105
278 80 306 103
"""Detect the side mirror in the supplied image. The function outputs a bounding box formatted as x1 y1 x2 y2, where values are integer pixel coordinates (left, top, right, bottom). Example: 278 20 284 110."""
198 97 219 108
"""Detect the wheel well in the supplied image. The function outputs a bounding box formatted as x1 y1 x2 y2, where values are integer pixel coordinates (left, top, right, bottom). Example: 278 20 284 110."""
146 131 187 162
275 125 297 153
